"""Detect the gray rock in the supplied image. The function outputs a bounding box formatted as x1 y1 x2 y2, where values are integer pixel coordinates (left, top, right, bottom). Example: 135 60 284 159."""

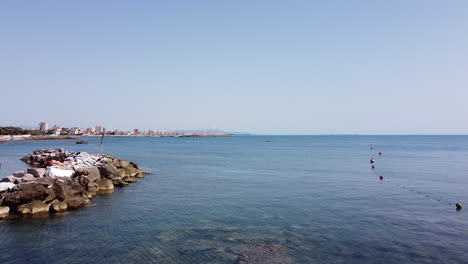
1 176 22 184
76 167 101 182
26 168 46 177
13 171 25 178
98 165 119 179
51 179 84 201
21 174 36 182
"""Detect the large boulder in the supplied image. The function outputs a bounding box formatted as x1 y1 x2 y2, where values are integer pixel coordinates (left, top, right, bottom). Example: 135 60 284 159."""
75 167 101 183
124 165 140 177
65 196 90 210
98 165 119 179
2 183 49 206
18 200 50 215
26 168 46 177
51 180 68 201
46 166 74 178
51 179 84 201
96 179 114 191
50 199 67 213
0 206 9 218
17 183 49 203
33 177 55 187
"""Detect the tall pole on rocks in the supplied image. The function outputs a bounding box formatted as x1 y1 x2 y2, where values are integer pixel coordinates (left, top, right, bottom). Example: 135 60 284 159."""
100 132 105 154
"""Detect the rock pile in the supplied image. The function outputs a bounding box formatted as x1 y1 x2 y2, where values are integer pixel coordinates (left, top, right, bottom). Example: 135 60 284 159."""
0 149 145 218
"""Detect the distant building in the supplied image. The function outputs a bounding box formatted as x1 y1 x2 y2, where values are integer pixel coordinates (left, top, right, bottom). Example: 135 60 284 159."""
68 128 80 135
39 122 48 132
95 125 104 133
133 129 139 135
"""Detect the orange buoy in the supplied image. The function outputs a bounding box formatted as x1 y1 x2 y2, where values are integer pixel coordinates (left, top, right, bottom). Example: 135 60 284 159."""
379 176 383 180
456 203 462 210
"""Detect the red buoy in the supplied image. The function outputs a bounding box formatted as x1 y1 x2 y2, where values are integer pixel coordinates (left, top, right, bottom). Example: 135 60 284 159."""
456 203 463 210
372 165 375 169
379 176 383 180
379 152 382 155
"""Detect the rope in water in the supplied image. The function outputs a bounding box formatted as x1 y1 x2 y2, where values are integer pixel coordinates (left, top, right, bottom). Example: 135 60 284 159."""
368 144 462 210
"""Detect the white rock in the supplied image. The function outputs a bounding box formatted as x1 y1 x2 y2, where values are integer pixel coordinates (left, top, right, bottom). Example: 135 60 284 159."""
46 166 74 178
0 182 16 192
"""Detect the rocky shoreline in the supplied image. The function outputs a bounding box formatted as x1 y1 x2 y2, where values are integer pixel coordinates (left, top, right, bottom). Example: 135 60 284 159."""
0 149 144 218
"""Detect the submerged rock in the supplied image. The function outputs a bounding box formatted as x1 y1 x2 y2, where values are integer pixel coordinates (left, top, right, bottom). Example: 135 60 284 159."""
229 244 293 264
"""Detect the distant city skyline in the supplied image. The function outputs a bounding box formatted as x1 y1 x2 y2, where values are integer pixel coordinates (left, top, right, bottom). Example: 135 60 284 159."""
1 1 468 135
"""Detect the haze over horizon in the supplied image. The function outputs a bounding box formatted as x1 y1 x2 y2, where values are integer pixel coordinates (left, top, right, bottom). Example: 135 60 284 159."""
1 1 467 135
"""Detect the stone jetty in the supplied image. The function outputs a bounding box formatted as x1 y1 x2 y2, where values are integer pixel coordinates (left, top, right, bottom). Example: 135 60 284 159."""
0 149 144 218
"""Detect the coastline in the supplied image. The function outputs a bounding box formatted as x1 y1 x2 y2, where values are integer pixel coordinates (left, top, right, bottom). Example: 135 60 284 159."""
82 133 233 138
0 135 78 143
0 135 79 143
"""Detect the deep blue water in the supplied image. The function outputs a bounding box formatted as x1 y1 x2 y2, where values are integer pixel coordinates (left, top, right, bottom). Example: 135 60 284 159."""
0 135 467 263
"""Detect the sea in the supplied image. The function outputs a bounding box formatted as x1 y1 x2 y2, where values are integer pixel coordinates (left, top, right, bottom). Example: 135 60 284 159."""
0 135 467 264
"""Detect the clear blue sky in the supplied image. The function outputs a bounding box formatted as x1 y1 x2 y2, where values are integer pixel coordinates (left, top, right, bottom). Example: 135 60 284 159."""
1 0 467 134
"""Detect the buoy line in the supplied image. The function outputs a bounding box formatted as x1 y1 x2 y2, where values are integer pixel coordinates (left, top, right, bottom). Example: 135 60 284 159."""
368 144 462 211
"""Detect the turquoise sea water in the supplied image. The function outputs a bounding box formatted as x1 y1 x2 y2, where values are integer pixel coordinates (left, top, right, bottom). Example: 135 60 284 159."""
0 135 467 263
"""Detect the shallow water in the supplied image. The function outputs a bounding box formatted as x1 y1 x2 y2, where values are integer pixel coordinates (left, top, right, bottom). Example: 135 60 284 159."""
0 135 467 263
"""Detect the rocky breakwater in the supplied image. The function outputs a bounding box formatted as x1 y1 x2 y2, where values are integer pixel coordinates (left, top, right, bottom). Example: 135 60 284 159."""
0 149 145 218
